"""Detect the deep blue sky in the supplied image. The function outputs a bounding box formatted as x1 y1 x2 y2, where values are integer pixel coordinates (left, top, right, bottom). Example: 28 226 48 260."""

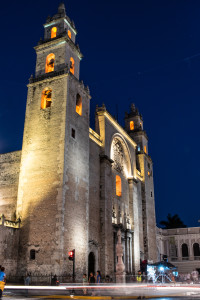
0 0 200 227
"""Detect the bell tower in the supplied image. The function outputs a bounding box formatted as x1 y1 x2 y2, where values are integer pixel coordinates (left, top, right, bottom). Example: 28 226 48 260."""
16 3 91 277
125 104 157 262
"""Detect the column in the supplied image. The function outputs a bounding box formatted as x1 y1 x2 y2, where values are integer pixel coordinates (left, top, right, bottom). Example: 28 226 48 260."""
189 237 194 261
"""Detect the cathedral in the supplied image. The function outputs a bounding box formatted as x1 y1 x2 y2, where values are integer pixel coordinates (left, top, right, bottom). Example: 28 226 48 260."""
0 3 157 280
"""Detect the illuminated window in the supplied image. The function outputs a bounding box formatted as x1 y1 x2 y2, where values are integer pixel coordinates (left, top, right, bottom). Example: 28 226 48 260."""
70 57 75 74
137 145 141 151
45 53 55 73
116 175 122 197
148 171 150 176
68 30 71 39
76 94 82 115
51 27 57 39
130 121 134 131
30 249 35 260
41 89 52 109
144 146 147 153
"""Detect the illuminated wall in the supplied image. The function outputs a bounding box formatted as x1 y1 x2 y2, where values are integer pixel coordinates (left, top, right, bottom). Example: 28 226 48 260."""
0 151 21 220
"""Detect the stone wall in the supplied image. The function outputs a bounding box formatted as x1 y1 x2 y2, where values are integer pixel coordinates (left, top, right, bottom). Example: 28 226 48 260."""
0 224 19 276
89 139 101 270
0 151 21 219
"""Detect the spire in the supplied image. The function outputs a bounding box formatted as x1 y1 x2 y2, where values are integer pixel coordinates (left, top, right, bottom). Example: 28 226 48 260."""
58 2 66 16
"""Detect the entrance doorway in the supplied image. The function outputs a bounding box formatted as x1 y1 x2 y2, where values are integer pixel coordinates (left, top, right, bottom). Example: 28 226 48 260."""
88 252 95 278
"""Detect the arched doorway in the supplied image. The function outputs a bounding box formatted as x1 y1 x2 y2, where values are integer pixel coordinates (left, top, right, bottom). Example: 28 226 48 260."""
193 243 200 257
182 243 189 259
88 252 95 277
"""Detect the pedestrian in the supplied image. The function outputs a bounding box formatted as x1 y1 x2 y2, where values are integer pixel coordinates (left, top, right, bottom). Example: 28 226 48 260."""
89 272 95 284
136 271 142 283
191 269 199 283
82 273 87 295
0 267 6 299
51 274 57 286
96 270 101 284
96 271 101 295
24 273 31 286
89 272 96 296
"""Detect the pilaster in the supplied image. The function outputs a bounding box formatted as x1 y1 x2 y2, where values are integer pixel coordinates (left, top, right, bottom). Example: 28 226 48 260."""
99 154 114 276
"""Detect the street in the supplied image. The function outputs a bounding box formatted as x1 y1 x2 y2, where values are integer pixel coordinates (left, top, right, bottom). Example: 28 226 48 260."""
3 284 200 299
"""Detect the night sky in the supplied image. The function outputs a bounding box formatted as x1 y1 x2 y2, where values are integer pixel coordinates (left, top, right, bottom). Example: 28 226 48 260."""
0 0 200 227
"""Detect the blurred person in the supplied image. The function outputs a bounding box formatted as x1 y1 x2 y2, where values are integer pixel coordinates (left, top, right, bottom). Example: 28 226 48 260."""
136 271 142 283
96 270 101 284
82 273 87 295
0 267 6 299
51 274 57 286
186 272 191 283
89 272 95 284
24 273 31 286
89 272 96 296
191 269 199 283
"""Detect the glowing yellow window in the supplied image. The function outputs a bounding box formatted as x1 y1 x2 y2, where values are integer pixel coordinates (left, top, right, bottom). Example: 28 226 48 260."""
70 57 75 74
45 53 55 73
68 30 71 39
51 27 57 39
41 89 52 109
130 121 134 130
116 175 122 197
76 94 82 116
144 145 147 153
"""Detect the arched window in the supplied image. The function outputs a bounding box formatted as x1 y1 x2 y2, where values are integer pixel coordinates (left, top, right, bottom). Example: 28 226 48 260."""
130 121 134 130
116 175 122 197
68 30 71 39
45 53 55 73
41 89 52 109
30 249 36 260
51 27 57 39
70 57 75 75
76 94 82 115
144 145 147 154
182 243 189 258
193 243 200 257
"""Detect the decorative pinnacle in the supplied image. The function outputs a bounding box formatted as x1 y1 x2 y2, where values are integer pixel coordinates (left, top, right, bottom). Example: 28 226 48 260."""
131 103 136 112
58 2 66 15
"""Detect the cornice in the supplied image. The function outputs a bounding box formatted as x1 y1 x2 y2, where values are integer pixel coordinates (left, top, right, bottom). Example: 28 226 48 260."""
97 108 137 148
34 36 83 60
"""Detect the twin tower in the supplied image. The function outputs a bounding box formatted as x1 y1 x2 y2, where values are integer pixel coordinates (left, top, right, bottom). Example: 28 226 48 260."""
0 3 157 279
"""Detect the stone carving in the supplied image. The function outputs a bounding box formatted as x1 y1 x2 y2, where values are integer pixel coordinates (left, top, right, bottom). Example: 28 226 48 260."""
116 229 126 283
112 138 124 175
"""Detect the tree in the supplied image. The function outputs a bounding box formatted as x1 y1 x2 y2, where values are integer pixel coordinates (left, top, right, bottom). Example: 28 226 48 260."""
160 213 187 229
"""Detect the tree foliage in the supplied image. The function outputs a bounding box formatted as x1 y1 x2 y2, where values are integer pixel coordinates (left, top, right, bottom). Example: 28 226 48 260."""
160 213 187 229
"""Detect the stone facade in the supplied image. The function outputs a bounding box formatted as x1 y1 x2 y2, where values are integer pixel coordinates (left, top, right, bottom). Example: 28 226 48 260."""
0 3 157 279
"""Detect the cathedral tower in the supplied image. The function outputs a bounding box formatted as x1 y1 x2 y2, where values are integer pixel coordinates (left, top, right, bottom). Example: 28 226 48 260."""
125 104 157 262
16 3 91 276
